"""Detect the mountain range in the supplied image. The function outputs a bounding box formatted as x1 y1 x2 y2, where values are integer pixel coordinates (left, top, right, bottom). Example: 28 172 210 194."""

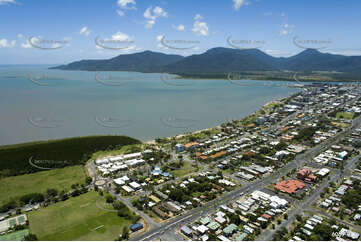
51 48 361 79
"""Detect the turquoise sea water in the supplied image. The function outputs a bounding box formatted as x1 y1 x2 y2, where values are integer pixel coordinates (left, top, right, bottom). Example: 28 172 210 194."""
0 65 298 145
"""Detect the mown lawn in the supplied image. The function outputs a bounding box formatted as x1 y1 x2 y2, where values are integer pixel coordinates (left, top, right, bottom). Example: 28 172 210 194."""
0 165 86 208
28 191 134 241
336 112 354 120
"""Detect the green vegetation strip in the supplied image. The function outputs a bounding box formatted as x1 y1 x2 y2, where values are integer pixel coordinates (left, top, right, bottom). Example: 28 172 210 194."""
0 135 140 177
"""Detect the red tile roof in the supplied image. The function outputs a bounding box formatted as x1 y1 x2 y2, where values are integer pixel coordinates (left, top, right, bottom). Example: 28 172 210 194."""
274 180 305 194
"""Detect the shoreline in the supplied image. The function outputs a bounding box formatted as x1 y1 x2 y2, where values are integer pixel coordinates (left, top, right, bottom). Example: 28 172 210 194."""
144 95 288 145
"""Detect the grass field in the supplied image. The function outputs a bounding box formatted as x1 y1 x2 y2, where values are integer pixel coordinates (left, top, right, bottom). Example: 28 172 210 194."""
28 191 134 241
170 161 199 178
90 144 142 160
0 229 29 241
0 165 86 207
336 112 355 120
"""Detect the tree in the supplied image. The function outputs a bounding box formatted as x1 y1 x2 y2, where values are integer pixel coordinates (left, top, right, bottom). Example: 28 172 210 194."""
121 227 129 240
342 190 361 209
46 188 58 198
113 201 126 210
85 176 92 185
71 189 80 197
24 234 38 241
118 208 130 218
229 213 241 225
313 223 333 240
106 195 114 203
115 187 121 194
0 200 17 213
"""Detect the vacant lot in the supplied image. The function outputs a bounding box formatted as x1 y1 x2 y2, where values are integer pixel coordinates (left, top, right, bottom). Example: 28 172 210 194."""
28 191 134 241
170 161 199 178
0 166 85 207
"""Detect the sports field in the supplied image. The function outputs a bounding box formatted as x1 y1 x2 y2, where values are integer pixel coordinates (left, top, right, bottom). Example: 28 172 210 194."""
0 229 29 241
28 191 134 240
336 111 355 119
0 165 86 208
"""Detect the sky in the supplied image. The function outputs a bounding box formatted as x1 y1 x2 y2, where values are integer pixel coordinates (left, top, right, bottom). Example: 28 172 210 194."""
0 0 361 64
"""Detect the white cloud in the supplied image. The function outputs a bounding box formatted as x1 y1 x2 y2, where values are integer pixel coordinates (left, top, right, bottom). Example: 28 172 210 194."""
21 36 39 48
96 32 139 52
280 23 295 36
143 6 168 28
0 0 16 5
192 21 209 36
194 14 203 20
145 20 155 29
79 26 91 36
116 9 124 16
144 7 154 19
156 35 168 50
116 0 136 17
117 0 136 9
21 40 32 48
108 31 132 41
153 6 167 18
0 38 16 48
157 35 164 41
233 0 249 11
17 33 23 39
172 24 185 31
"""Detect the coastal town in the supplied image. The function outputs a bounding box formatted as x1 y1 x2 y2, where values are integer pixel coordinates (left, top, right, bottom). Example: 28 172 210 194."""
2 1 361 241
90 82 361 241
2 82 361 241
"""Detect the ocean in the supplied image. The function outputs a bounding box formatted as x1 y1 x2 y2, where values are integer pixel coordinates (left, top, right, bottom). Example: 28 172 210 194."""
0 65 298 145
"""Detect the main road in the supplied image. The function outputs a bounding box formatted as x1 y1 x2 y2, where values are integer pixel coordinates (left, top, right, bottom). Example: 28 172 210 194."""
258 153 361 241
131 114 361 241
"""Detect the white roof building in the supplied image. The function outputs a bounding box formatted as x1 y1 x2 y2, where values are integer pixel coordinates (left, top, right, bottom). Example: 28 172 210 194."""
317 168 330 177
197 225 209 234
121 185 134 193
215 216 227 224
114 178 126 186
129 181 141 190
123 152 142 160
